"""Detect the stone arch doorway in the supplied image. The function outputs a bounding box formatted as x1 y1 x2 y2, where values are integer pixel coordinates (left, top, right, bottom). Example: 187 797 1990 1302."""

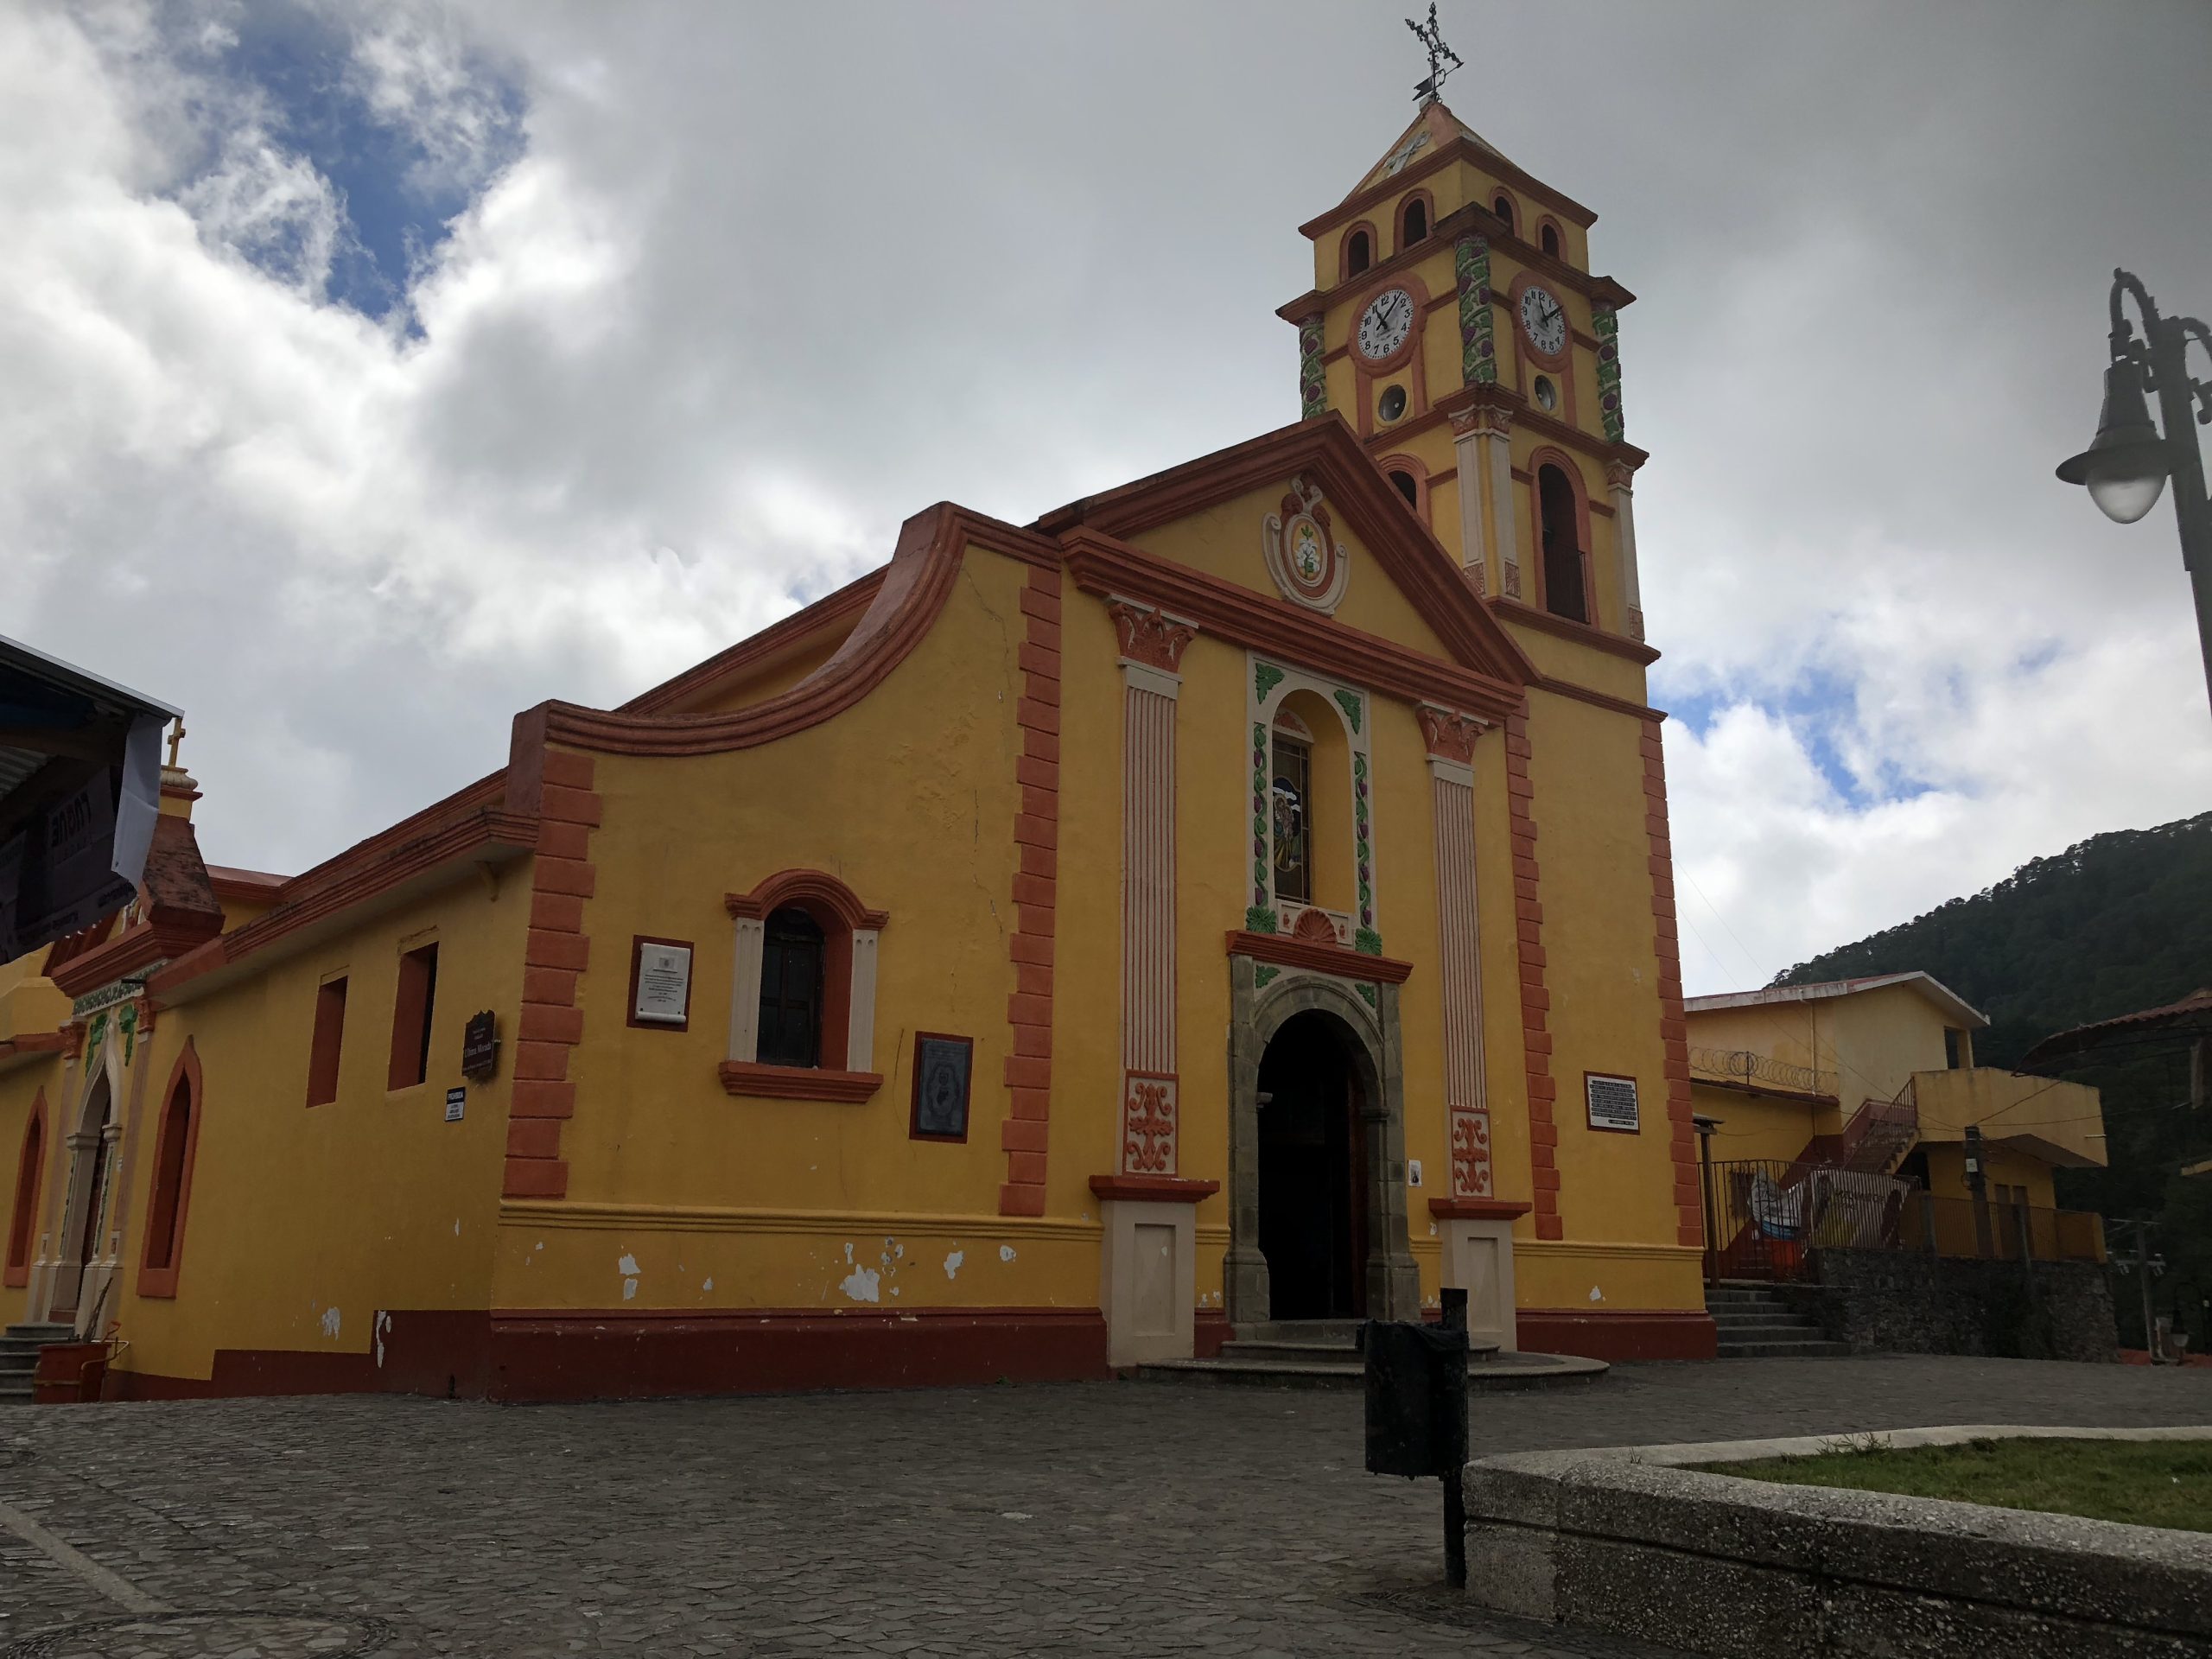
48 1066 118 1325
1256 1010 1368 1319
1225 962 1421 1326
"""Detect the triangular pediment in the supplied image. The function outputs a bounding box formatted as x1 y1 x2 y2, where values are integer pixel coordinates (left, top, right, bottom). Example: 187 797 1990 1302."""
1345 99 1511 200
1033 415 1534 697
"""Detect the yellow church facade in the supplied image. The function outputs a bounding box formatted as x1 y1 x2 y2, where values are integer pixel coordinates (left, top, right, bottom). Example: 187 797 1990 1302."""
0 101 1713 1400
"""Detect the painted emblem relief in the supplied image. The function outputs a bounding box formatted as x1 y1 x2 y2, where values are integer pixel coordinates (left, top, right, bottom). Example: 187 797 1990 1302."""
1122 1071 1178 1174
1260 477 1351 613
1451 1103 1495 1197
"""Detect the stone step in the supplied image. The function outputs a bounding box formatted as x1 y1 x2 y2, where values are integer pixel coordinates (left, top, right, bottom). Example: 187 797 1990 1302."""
3 1325 75 1341
1219 1338 1503 1366
1715 1339 1854 1359
1707 1322 1828 1344
1707 1306 1815 1324
1230 1319 1366 1345
1138 1350 1610 1391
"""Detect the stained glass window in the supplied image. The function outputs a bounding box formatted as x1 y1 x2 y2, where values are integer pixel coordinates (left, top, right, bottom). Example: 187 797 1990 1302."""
1272 734 1312 906
759 907 825 1068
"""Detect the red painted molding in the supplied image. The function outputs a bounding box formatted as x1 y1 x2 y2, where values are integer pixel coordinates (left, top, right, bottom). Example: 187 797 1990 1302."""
503 748 600 1201
726 869 890 931
1040 416 1536 702
534 507 1058 760
136 1041 204 1299
1106 601 1198 672
1517 1308 1717 1363
1000 564 1062 1217
1491 597 1661 665
1642 718 1705 1251
1088 1174 1221 1204
0 1031 68 1076
718 1062 884 1103
621 569 886 716
1337 219 1379 285
1224 930 1414 985
1529 676 1666 723
1427 1196 1532 1221
1064 531 1525 725
1504 713 1563 1241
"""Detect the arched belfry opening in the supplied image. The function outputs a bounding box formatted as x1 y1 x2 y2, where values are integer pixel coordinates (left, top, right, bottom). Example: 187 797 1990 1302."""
1538 463 1588 624
1257 1011 1367 1319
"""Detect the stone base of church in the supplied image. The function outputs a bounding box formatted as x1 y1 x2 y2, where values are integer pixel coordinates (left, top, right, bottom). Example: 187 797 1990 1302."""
100 1306 1113 1403
1516 1308 1717 1362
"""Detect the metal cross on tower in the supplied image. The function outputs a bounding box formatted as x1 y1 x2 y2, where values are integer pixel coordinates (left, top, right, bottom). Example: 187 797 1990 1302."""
1405 3 1461 106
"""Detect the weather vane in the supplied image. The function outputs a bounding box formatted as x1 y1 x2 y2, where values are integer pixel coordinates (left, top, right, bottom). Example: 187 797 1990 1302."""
1406 3 1461 106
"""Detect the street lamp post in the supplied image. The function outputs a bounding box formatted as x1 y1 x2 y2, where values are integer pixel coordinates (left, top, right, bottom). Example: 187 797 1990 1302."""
2056 270 2212 717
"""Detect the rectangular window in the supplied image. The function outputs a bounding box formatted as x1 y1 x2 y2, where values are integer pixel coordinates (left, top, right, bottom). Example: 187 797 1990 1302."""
758 909 824 1069
1271 734 1312 906
387 943 439 1091
308 976 347 1106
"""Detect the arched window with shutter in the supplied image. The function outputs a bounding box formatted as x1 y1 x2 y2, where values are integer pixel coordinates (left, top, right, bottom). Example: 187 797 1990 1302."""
138 1046 202 1299
5 1091 44 1289
759 907 827 1070
1536 461 1590 625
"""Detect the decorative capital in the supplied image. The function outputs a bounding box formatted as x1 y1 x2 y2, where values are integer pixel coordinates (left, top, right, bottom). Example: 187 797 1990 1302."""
1107 601 1198 672
1604 459 1639 492
1447 393 1514 440
1626 605 1646 642
1416 703 1485 765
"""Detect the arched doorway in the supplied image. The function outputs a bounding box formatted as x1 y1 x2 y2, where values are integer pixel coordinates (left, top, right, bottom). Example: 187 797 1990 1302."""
1257 1011 1368 1319
48 1070 116 1323
1225 963 1421 1327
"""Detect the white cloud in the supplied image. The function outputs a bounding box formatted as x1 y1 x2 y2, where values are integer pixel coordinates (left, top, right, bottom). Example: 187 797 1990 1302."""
2 0 2207 984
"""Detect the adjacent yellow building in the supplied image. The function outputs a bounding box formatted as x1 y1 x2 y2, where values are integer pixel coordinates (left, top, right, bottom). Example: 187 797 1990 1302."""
0 100 1717 1399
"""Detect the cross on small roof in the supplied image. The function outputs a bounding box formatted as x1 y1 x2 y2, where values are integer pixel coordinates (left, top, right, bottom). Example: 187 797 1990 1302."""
1405 3 1461 107
165 716 187 769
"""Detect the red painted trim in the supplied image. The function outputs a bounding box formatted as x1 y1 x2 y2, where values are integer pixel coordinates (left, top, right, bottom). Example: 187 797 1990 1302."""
1427 1196 1531 1221
1064 531 1524 725
305 974 347 1107
4 1088 46 1287
1194 1308 1231 1359
1225 931 1414 985
504 748 598 1200
626 935 694 1032
0 1031 67 1077
1037 416 1536 694
726 869 890 931
136 1043 203 1299
1535 214 1567 264
1088 1174 1220 1204
1374 450 1431 528
385 940 439 1092
718 1062 882 1103
1504 714 1562 1241
1489 188 1521 240
1516 1308 1717 1362
536 507 1058 759
1000 565 1061 1216
1642 719 1705 1250
620 569 886 716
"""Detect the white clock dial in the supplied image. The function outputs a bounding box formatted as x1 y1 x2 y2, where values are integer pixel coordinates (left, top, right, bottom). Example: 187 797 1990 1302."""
1518 285 1567 357
1357 288 1415 360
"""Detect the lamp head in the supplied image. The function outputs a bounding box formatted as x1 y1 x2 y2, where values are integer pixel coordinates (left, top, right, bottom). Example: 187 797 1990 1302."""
2057 354 2171 524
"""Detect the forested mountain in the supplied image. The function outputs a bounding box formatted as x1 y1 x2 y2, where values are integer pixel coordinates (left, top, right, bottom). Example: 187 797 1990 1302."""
1770 810 2212 1344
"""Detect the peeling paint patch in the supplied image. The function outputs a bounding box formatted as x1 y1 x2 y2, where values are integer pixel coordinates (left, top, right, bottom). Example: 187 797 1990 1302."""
623 1279 639 1301
944 1250 964 1280
999 1244 1016 1263
618 1254 640 1276
320 1306 341 1340
841 1267 881 1303
702 1277 713 1292
453 1218 461 1236
1588 1286 1605 1303
374 1312 391 1368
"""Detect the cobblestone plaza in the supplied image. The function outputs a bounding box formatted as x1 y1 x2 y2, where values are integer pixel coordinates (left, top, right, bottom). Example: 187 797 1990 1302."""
2 1357 2208 1657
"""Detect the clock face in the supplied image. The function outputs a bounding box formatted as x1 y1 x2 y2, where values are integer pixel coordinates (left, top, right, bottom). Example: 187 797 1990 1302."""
1518 285 1567 357
1357 289 1415 360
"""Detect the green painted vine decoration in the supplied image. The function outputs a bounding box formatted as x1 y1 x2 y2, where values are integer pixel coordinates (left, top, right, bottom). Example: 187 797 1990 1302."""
1355 982 1379 1010
1245 906 1279 935
1250 721 1270 906
1333 689 1363 734
1254 965 1281 991
118 1002 137 1065
1352 751 1374 929
1454 234 1497 386
1355 927 1383 957
1298 320 1327 419
1255 662 1285 702
1593 306 1624 442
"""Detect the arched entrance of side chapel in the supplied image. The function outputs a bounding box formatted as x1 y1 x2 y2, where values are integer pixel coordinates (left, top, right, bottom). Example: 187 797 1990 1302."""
1224 965 1421 1327
45 1063 119 1329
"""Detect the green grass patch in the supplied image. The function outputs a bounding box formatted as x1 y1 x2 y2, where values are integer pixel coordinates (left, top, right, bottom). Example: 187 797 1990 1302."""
1701 1436 2212 1534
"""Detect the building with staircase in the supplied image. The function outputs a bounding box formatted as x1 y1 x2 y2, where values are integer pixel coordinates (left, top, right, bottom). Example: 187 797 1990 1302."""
2 90 1726 1400
1685 973 2109 1351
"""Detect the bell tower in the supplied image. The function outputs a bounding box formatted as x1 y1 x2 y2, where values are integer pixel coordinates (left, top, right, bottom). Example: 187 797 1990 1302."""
1279 50 1649 645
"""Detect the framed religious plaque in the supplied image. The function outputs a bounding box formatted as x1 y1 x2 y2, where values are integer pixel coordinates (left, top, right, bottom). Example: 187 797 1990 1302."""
461 1010 500 1080
1585 1071 1640 1134
629 937 693 1030
910 1032 973 1142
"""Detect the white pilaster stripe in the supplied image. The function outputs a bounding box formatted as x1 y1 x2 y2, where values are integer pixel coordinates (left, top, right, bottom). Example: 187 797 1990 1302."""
1487 431 1518 588
728 916 766 1065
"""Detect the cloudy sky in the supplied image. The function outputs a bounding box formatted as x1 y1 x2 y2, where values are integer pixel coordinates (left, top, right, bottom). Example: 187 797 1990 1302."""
7 0 2209 995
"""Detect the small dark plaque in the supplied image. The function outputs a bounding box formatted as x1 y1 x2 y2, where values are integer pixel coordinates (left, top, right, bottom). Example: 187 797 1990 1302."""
461 1010 500 1081
910 1033 973 1141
